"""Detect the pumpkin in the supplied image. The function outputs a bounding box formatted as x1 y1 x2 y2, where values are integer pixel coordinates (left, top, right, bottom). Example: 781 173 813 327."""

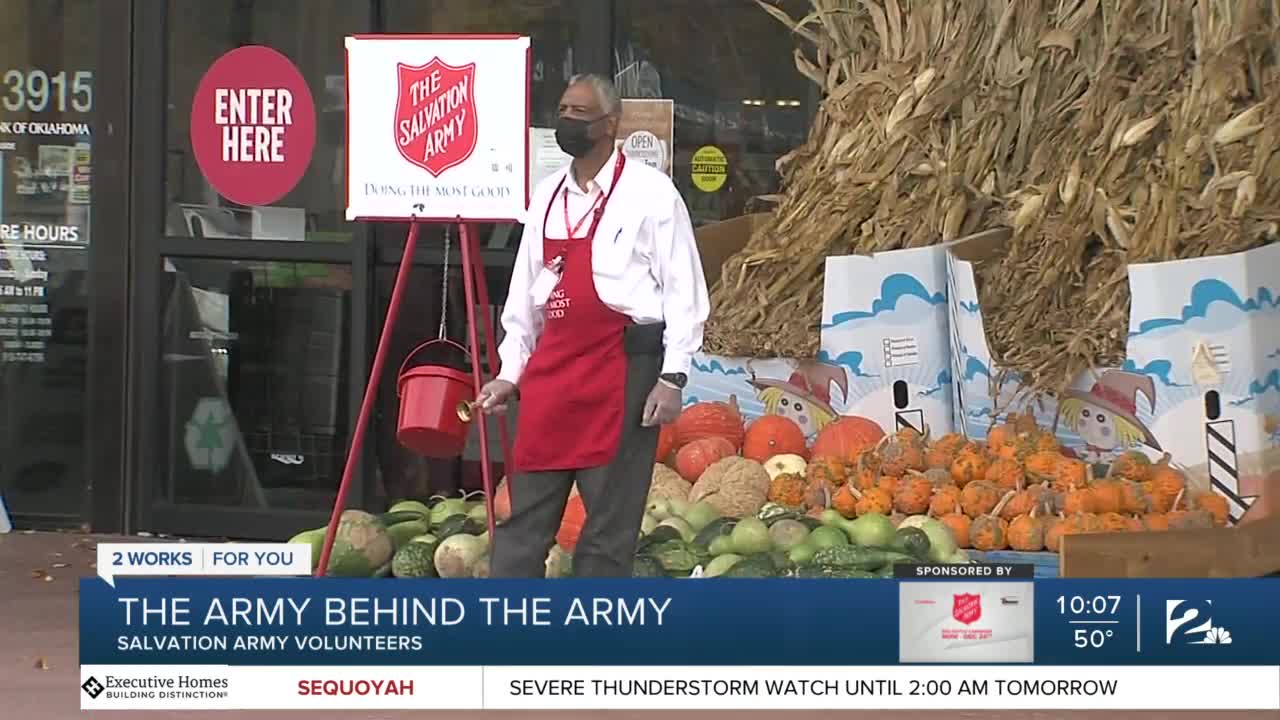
1060 486 1096 515
1052 457 1089 490
970 494 1015 551
894 475 933 515
1044 513 1067 552
1140 512 1170 531
1030 430 1061 453
853 486 894 517
766 472 808 508
929 485 962 517
998 433 1040 462
555 494 587 552
876 474 901 496
1097 512 1132 533
939 504 972 548
1000 484 1046 521
849 454 881 490
493 476 513 523
832 484 860 518
1167 488 1214 530
742 415 808 462
803 475 835 511
960 480 1001 518
985 458 1025 491
806 455 848 488
878 435 926 477
656 423 678 464
925 432 968 469
1119 480 1152 514
1024 451 1063 484
1147 464 1187 513
1062 511 1102 537
950 445 991 488
810 415 885 461
1007 506 1046 551
914 467 954 488
1090 480 1124 515
674 436 736 482
985 422 1014 451
673 400 745 451
1194 491 1230 527
1108 450 1156 483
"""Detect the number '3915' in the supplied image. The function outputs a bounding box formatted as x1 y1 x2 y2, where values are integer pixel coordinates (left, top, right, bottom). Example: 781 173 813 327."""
2 69 93 114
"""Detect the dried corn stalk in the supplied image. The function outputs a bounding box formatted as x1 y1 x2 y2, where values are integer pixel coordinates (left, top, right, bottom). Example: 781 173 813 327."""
705 0 1279 402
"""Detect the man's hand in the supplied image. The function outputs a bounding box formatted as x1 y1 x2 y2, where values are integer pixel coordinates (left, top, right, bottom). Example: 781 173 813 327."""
642 381 681 427
476 379 517 415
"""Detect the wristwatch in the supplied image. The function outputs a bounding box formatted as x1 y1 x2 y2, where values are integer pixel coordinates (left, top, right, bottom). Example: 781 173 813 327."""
659 372 688 389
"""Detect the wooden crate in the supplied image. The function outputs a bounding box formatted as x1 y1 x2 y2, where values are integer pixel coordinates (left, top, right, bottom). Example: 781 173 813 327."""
1059 514 1280 578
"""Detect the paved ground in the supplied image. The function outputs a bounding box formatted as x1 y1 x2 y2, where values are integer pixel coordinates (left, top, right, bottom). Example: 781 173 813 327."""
1 530 1268 719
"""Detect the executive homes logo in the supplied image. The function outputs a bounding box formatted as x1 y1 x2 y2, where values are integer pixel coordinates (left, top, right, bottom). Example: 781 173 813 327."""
81 676 105 699
80 673 230 701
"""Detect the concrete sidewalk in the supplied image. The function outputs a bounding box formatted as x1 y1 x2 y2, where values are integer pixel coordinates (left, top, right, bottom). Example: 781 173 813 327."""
0 530 1264 719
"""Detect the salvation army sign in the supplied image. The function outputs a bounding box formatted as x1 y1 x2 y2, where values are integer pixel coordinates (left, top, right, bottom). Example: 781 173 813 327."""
189 45 316 207
345 35 531 222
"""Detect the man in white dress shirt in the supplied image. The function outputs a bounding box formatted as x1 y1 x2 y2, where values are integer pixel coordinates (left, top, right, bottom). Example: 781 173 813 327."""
476 74 710 577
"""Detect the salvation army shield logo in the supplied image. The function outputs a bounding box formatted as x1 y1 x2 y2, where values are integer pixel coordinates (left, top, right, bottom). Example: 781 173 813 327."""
394 58 478 177
952 593 982 625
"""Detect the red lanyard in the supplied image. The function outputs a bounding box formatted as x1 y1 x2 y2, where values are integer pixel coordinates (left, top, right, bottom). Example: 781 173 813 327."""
563 187 604 239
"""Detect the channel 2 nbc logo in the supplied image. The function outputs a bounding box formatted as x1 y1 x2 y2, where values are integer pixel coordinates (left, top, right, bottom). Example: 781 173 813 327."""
1165 600 1232 645
82 677 105 699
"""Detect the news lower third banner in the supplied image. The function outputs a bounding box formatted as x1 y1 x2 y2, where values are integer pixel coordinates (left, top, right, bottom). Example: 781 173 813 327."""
79 571 1280 710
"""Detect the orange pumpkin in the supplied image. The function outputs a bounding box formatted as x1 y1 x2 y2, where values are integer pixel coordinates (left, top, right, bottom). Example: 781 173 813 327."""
925 432 968 469
970 515 1010 551
1060 486 1097 515
950 445 990 488
1044 514 1067 552
939 506 972 548
1090 480 1124 515
1062 511 1102 537
878 435 926 477
1108 450 1156 483
832 484 860 518
1024 451 1063 484
1007 508 1046 551
674 436 736 482
985 458 1025 491
493 477 513 523
1141 512 1170 531
1097 512 1132 533
1031 430 1061 453
767 473 808 508
1000 485 1046 521
1168 507 1214 530
854 486 894 516
960 481 1001 518
655 424 678 464
804 475 835 511
555 494 587 552
876 474 901 497
849 453 881 490
810 416 885 461
673 400 745 451
1119 480 1151 514
1194 491 1230 527
894 475 933 515
985 422 1014 451
806 455 848 488
929 485 962 517
1147 464 1187 513
1053 457 1089 489
916 467 954 488
742 415 809 462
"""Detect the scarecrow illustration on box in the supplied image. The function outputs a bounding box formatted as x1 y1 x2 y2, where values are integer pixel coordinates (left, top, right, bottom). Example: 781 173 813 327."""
1054 369 1162 464
749 360 849 438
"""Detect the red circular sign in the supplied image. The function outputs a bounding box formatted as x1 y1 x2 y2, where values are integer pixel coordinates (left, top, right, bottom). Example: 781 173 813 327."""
189 45 316 207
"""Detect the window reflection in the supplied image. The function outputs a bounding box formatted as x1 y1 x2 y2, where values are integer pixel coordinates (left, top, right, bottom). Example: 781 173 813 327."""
613 0 817 226
164 0 363 241
157 258 353 510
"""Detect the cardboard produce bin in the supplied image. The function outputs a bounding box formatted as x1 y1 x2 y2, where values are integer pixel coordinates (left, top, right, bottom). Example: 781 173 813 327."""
687 214 956 441
947 230 1280 526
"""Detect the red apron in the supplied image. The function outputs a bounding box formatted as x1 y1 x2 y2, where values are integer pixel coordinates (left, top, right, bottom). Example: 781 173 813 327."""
512 153 632 472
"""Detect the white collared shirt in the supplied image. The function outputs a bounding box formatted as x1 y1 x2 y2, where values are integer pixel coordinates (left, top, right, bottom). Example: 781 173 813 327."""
496 149 710 384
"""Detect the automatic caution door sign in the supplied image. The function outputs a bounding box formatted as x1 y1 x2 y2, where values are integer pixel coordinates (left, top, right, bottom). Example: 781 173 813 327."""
691 145 727 192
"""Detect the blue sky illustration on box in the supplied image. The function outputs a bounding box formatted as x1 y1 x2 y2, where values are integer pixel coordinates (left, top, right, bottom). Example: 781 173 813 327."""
951 250 1280 489
686 253 954 440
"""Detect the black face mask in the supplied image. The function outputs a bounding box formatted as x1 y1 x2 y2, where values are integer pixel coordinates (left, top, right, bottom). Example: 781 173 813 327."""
555 116 602 158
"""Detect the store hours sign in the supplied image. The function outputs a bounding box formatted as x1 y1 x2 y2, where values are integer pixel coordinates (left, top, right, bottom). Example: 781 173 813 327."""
344 35 531 222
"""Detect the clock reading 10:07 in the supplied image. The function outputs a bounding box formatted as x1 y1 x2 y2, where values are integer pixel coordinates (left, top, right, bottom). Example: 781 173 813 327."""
1057 595 1122 615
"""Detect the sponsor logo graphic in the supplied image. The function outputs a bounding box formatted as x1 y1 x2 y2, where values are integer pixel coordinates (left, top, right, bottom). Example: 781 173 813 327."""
82 677 105 699
952 593 982 625
394 58 478 177
1166 599 1232 645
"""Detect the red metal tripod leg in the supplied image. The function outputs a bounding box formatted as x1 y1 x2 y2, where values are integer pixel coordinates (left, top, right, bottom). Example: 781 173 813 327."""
458 222 497 540
315 221 421 577
465 224 512 473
